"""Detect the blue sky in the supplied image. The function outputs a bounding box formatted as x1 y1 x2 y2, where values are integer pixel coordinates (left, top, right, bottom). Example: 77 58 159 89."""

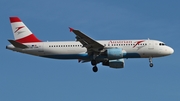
1 0 180 101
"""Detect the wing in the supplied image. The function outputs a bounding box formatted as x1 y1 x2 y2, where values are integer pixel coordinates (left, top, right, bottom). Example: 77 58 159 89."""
69 27 104 54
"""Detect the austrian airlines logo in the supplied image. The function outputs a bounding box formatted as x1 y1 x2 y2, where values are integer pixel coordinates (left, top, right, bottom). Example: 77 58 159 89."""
133 40 144 48
14 26 25 33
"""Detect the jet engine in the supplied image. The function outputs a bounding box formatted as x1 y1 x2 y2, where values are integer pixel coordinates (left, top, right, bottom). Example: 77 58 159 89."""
105 48 124 60
102 59 125 68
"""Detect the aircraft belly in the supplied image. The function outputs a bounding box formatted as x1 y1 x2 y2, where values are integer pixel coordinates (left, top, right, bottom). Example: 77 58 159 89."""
42 54 90 59
42 46 88 59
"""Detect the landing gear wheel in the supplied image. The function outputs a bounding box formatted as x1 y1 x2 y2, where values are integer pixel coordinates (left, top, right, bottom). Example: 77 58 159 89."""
92 66 98 72
149 63 153 67
149 57 153 67
91 60 97 66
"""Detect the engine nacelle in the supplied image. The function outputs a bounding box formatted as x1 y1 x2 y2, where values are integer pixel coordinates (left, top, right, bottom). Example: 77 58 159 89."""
106 48 124 60
102 59 125 68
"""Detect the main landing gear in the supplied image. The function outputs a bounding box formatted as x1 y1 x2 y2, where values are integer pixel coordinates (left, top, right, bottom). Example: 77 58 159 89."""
149 57 153 67
92 66 98 72
91 60 98 72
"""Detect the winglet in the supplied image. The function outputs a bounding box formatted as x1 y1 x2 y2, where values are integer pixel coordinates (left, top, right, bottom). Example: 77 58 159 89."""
69 27 74 32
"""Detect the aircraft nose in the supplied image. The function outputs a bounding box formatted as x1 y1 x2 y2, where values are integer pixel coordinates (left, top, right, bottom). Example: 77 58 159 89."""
168 47 174 54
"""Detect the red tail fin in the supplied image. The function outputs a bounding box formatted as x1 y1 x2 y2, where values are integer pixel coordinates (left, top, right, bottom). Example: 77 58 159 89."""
10 17 42 43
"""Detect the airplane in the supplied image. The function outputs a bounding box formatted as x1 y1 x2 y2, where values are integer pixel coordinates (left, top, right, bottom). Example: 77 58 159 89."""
6 17 174 72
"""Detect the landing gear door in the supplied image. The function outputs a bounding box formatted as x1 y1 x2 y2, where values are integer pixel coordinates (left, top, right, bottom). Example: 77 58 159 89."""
148 40 154 50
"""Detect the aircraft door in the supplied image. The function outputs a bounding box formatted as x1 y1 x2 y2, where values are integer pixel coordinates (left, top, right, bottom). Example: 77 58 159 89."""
148 40 154 50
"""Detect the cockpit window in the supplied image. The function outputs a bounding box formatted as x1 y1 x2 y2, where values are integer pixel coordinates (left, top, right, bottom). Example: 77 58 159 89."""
159 43 166 46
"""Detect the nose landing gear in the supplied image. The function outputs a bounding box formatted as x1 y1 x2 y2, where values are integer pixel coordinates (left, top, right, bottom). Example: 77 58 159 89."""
149 57 153 67
150 63 153 67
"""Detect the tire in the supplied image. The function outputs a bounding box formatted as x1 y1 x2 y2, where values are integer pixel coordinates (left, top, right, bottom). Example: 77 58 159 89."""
150 63 153 67
92 66 98 72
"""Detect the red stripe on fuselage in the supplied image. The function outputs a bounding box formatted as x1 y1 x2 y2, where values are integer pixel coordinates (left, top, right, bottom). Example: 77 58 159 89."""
133 40 144 48
10 17 22 23
16 34 42 43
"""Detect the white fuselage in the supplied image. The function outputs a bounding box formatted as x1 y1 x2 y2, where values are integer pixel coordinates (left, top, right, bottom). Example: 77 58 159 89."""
7 16 174 71
6 39 174 60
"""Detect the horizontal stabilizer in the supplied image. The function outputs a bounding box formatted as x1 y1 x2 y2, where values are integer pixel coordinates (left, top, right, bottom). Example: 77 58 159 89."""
8 40 28 49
